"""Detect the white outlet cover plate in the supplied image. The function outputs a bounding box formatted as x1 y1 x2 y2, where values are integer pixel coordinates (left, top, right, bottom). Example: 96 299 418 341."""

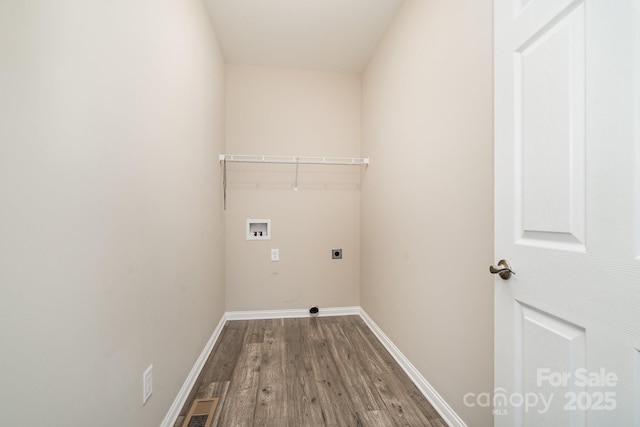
143 364 153 404
271 249 279 261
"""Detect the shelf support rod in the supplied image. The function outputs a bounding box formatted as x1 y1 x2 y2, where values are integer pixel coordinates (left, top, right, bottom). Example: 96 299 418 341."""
223 158 227 210
294 156 299 191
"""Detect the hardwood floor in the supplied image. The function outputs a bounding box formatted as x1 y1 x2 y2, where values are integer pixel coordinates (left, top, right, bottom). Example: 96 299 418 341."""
173 315 447 427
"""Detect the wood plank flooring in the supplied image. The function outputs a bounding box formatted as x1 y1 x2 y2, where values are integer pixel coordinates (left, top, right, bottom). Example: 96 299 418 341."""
173 315 447 427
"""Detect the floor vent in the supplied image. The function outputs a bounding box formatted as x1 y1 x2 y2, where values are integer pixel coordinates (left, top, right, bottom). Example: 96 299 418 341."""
181 398 219 427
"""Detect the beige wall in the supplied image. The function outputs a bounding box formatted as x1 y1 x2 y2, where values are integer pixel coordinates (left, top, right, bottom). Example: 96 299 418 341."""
361 1 494 426
0 1 226 426
0 1 494 424
225 65 361 311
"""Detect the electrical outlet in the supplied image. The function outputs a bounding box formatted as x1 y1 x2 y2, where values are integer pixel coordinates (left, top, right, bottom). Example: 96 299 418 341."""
143 365 153 405
271 248 279 262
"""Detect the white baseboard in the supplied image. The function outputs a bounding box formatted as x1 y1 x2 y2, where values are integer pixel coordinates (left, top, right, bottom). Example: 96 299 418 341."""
159 313 228 427
225 305 360 320
162 306 466 427
358 308 467 427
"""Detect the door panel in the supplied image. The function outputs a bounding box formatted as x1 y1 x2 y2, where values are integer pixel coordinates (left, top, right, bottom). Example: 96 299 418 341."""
518 303 586 426
495 0 640 425
637 350 640 423
515 1 585 250
513 0 580 41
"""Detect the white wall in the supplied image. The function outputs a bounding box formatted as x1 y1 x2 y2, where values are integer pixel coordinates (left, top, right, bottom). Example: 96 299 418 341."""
0 1 226 426
224 65 361 311
361 1 494 426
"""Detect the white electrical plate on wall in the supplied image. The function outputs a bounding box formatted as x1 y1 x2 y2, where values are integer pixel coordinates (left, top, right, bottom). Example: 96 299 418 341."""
142 364 153 405
246 219 271 240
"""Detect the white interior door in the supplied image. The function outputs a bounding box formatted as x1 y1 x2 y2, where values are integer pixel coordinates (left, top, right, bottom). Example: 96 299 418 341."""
494 0 640 425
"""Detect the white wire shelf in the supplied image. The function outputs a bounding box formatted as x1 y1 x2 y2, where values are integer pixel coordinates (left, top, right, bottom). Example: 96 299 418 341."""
219 154 369 166
219 154 369 210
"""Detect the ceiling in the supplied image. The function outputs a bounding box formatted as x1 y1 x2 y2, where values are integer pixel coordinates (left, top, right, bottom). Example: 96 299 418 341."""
204 0 404 73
